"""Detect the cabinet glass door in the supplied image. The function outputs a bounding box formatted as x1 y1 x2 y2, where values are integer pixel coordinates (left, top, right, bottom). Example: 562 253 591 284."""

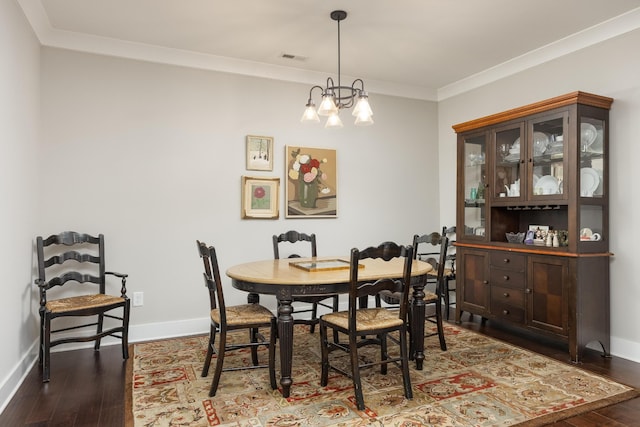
493 124 523 200
579 117 605 199
579 114 606 250
463 133 487 239
530 113 567 199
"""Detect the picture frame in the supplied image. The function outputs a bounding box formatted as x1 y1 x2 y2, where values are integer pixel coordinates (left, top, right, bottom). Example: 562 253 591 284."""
285 145 337 218
241 176 279 219
246 135 274 171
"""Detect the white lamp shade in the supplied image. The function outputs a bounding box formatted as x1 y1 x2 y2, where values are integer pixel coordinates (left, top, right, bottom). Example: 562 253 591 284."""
318 94 338 116
300 104 320 123
352 96 373 117
324 112 344 128
354 114 374 126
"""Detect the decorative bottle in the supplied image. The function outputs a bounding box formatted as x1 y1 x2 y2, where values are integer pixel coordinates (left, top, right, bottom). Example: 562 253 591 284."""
552 231 559 247
546 231 553 247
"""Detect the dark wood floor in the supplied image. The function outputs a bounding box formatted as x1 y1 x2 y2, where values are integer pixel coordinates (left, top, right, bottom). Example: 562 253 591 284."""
2 314 639 426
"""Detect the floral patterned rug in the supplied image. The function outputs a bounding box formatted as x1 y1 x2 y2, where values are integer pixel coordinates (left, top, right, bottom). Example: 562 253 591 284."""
126 323 637 426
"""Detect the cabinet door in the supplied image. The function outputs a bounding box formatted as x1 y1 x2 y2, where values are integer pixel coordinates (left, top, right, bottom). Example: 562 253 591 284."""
577 105 608 253
459 132 487 240
529 112 568 200
457 248 490 317
526 255 569 335
492 123 524 201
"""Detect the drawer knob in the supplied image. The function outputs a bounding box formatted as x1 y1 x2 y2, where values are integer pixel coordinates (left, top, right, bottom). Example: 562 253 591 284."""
483 280 489 284
503 292 510 297
526 288 532 294
503 275 509 281
503 309 509 315
503 258 510 263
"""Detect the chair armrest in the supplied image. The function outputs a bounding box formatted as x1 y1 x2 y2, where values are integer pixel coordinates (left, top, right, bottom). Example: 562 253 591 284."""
34 278 47 307
105 271 129 297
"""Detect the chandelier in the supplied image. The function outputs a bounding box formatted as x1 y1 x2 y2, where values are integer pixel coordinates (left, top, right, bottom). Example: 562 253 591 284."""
300 10 373 128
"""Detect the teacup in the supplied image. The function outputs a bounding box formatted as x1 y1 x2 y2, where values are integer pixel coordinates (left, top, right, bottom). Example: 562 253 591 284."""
591 233 602 241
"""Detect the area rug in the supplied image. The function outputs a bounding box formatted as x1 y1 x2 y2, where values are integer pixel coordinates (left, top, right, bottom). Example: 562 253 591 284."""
126 324 637 426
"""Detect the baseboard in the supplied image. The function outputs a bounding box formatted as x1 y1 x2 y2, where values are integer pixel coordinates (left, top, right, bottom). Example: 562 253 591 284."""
0 341 38 415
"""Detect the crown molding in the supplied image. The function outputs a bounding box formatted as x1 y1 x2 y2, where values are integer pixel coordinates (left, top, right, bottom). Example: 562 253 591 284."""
437 7 640 101
18 1 640 102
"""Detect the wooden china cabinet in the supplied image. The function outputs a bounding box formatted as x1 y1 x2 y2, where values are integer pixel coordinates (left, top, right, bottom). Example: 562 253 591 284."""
453 92 612 362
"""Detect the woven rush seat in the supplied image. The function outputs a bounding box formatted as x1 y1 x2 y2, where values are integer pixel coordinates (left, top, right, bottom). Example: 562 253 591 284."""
378 289 438 305
321 308 404 331
210 304 274 326
46 294 126 314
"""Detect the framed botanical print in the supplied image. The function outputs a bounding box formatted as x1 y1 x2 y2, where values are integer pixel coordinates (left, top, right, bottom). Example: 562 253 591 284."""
246 135 274 171
285 145 337 218
241 176 279 219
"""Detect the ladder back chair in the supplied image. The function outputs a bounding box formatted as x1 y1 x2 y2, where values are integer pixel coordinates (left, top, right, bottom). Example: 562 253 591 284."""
273 230 339 334
413 232 449 351
440 226 457 320
35 231 130 382
197 240 276 396
319 241 414 411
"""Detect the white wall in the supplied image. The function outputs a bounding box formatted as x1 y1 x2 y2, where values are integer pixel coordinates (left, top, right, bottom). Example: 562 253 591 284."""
438 28 640 361
38 48 439 335
0 0 41 413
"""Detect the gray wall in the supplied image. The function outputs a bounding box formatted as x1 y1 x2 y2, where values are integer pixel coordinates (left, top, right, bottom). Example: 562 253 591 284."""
0 0 40 410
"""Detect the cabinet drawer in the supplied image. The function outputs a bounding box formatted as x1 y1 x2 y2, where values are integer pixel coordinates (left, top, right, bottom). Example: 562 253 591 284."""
491 285 525 308
491 301 525 323
490 268 525 289
490 252 525 271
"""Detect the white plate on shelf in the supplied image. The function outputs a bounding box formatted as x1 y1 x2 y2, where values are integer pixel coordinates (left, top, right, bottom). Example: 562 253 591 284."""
580 167 600 196
532 132 549 156
589 128 604 154
535 175 559 195
581 123 597 147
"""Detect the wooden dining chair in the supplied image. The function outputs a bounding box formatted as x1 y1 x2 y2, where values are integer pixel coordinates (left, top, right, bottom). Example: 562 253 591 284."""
35 231 130 383
376 232 448 353
440 225 457 320
319 241 413 411
197 240 277 396
273 230 339 333
413 232 448 351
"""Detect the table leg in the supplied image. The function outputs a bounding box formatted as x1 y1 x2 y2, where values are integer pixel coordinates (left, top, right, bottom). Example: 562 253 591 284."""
277 297 294 397
247 292 260 304
411 283 425 370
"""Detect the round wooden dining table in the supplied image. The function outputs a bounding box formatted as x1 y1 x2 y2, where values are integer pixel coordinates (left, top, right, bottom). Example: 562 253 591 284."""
226 256 432 398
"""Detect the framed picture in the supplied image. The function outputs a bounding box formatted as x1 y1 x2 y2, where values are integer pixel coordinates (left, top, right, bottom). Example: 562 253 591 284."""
285 145 337 218
246 135 273 171
241 176 279 219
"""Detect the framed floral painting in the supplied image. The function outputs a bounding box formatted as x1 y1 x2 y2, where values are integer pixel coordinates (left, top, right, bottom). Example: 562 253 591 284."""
246 135 273 171
285 146 337 218
241 176 279 219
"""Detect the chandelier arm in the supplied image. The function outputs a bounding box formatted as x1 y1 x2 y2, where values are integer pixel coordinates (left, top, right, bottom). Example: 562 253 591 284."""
307 85 324 102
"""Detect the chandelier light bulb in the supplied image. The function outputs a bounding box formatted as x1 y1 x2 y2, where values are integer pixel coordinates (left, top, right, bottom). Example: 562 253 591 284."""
325 112 344 128
300 100 320 123
317 91 338 116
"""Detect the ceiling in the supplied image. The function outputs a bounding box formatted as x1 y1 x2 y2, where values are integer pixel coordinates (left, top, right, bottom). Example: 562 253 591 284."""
18 0 640 101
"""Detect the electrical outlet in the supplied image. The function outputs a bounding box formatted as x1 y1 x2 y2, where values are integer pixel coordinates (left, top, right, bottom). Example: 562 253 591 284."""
133 292 144 307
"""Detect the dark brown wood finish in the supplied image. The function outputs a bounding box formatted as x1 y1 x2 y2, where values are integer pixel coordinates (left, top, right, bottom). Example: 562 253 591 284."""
2 316 639 426
319 242 414 411
454 92 613 362
35 231 130 383
196 240 277 397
